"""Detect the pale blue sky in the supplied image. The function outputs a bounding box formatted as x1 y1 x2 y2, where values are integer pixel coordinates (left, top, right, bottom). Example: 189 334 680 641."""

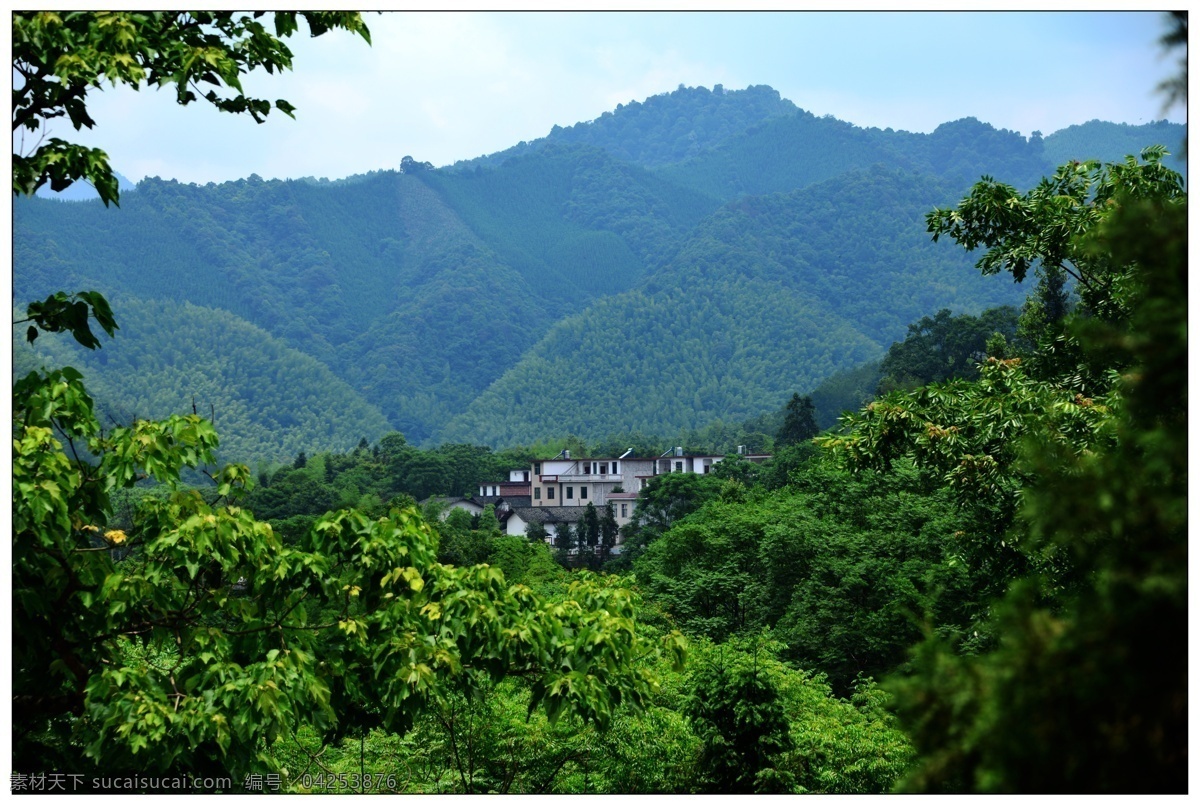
33 10 1185 185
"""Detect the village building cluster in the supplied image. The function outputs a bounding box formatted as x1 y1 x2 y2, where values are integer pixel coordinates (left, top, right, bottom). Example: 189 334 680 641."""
435 447 771 551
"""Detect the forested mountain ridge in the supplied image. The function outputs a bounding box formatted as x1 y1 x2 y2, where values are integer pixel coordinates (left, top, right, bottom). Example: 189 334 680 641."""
419 143 723 302
656 112 1059 201
1042 118 1186 174
16 147 717 448
448 83 799 171
13 83 1185 459
439 166 1028 446
15 296 393 463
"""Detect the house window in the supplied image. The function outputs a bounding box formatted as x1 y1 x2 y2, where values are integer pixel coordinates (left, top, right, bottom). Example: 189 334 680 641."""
621 504 628 518
534 488 541 500
534 463 541 475
580 486 588 499
600 463 608 475
566 486 574 500
547 487 555 500
523 471 529 482
675 461 683 472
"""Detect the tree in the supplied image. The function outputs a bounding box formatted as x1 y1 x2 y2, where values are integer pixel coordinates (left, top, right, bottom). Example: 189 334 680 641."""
553 521 579 568
478 503 502 537
628 472 724 535
613 472 724 570
598 503 620 564
581 503 600 550
888 179 1186 795
524 520 550 545
400 155 434 173
823 120 1187 787
13 319 686 777
708 453 761 486
776 393 818 446
11 13 685 780
435 508 491 567
13 11 371 203
926 144 1184 389
683 637 795 793
875 307 1021 394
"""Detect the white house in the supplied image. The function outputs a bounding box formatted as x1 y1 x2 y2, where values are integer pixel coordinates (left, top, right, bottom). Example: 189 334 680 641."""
476 447 772 549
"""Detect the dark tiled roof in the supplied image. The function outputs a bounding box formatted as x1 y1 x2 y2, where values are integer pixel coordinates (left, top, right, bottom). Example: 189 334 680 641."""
422 495 473 507
472 494 533 509
508 506 589 524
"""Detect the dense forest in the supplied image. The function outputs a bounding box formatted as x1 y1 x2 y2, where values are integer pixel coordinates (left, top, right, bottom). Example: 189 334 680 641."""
14 76 1185 460
13 10 1187 796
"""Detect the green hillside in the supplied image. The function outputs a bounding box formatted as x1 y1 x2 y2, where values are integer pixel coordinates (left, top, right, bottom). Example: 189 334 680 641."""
440 167 1029 447
14 84 1184 454
449 83 798 171
656 113 1051 200
421 143 722 306
1042 119 1186 175
15 147 717 444
17 296 391 463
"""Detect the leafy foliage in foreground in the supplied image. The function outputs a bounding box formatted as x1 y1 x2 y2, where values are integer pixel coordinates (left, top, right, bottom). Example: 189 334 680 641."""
12 304 684 780
13 11 370 203
268 632 912 794
823 151 1187 792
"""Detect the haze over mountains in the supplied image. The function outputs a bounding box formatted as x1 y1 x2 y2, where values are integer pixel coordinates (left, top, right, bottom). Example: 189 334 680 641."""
14 84 1186 462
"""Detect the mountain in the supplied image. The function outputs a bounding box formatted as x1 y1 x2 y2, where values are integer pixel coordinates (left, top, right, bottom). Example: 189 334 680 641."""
35 170 137 201
13 84 1186 459
447 84 798 171
15 147 716 445
439 166 1027 446
1042 119 1186 175
16 296 391 464
655 113 1052 201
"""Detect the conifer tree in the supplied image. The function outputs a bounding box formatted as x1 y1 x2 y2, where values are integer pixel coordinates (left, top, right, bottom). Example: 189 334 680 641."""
776 393 818 446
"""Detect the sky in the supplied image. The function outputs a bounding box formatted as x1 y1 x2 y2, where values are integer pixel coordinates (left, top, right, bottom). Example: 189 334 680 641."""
23 10 1186 186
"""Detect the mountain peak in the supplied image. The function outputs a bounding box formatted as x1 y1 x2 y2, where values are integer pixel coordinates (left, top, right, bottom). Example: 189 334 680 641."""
449 83 798 173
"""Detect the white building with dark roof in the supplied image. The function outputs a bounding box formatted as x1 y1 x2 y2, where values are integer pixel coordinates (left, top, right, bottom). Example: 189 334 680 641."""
470 447 772 550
